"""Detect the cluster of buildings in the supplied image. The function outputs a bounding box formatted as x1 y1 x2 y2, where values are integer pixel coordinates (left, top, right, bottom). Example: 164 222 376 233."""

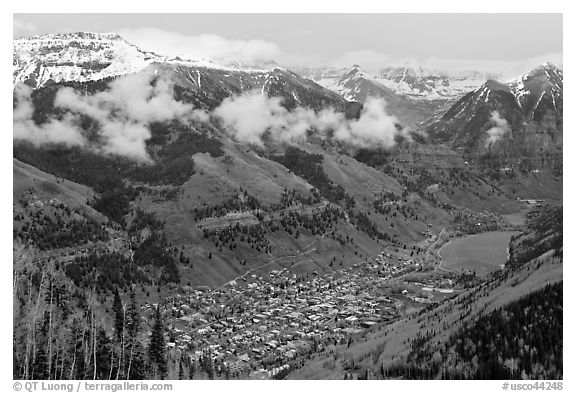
144 250 447 378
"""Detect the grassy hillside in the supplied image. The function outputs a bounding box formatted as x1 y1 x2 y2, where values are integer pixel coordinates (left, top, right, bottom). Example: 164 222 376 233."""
287 207 562 379
14 158 98 217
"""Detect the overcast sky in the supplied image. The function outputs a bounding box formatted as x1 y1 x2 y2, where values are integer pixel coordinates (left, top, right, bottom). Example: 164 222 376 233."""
13 13 563 77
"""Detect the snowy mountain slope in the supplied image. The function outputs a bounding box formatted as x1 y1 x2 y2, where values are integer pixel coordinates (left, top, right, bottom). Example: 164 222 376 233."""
329 65 391 102
13 32 282 88
323 65 447 126
290 66 348 89
376 66 486 101
296 65 486 102
508 62 563 122
152 62 354 112
426 63 563 161
13 32 163 87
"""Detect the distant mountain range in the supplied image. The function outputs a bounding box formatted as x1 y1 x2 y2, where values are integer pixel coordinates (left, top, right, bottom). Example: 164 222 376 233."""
376 66 487 101
296 64 487 102
12 32 563 381
13 32 563 161
302 65 433 127
13 32 359 116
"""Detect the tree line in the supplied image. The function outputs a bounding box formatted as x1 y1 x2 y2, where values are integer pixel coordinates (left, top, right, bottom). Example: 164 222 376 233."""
13 243 170 380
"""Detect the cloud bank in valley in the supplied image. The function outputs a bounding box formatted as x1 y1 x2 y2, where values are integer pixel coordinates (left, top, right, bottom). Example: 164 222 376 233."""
14 74 408 161
213 92 316 146
213 90 407 148
334 98 407 148
13 84 87 147
13 70 206 161
484 111 511 148
55 70 196 161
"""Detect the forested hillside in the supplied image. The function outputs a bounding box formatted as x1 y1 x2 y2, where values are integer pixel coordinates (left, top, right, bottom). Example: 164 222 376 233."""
12 30 563 381
383 281 562 379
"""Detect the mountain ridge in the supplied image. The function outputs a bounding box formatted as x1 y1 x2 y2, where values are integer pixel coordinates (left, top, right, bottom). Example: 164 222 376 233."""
12 30 563 381
425 62 562 166
13 32 286 89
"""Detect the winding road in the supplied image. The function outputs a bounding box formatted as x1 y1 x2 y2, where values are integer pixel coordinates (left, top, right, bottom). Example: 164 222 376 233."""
424 227 446 270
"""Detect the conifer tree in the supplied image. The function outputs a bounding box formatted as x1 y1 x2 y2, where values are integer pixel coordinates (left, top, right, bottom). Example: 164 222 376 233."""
125 288 140 379
112 287 123 342
148 306 167 379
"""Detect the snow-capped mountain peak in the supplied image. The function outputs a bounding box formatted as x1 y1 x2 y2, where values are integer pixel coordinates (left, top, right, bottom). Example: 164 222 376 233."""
220 58 280 71
341 64 372 80
328 64 388 102
13 32 283 88
508 62 563 117
378 65 434 82
374 65 486 101
426 61 563 151
13 32 164 87
508 62 562 86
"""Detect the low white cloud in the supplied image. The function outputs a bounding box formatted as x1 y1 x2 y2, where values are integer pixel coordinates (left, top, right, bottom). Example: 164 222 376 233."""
13 84 86 147
98 121 152 159
15 80 406 156
213 92 315 146
334 98 408 148
212 90 405 149
484 110 510 148
118 28 281 64
56 71 193 123
54 69 197 161
14 69 205 161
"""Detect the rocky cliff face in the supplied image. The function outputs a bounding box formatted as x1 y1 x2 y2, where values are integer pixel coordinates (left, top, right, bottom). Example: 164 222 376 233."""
13 32 162 87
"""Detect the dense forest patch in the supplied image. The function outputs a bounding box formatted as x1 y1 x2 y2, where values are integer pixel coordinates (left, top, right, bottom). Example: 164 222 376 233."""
383 281 563 380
